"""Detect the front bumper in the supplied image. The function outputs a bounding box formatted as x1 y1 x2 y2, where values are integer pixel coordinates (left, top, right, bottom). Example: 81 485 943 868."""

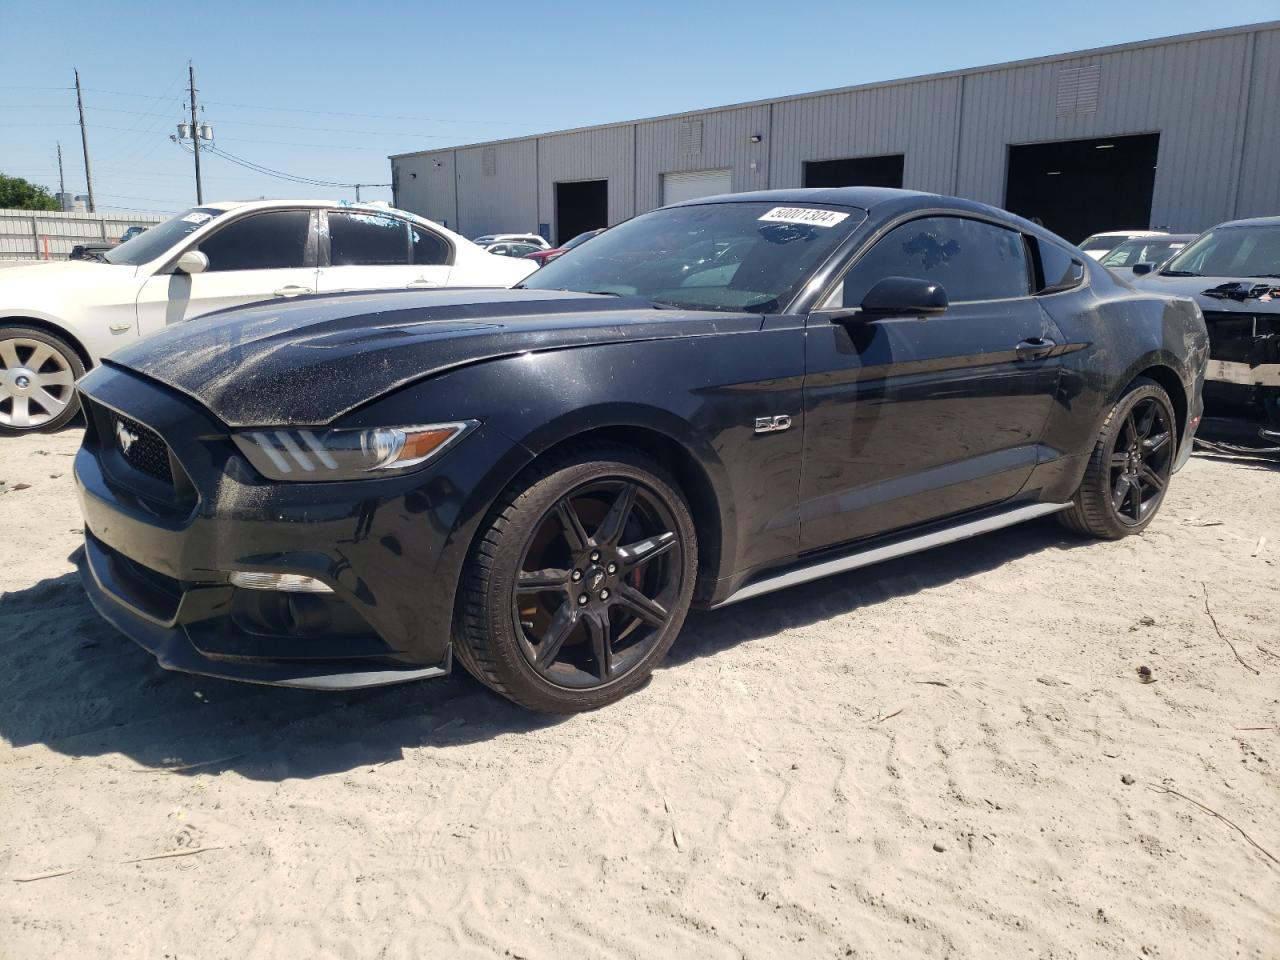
72 364 511 690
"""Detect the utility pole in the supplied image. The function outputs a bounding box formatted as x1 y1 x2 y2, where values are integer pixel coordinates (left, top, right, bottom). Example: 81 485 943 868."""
56 142 65 195
74 70 95 212
188 61 203 204
355 184 361 202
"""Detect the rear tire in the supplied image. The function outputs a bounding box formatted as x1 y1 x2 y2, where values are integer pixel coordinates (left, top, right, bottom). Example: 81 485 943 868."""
0 325 85 435
1059 377 1177 539
454 444 697 713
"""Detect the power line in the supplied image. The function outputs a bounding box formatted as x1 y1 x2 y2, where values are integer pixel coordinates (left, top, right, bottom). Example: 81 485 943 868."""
174 138 389 189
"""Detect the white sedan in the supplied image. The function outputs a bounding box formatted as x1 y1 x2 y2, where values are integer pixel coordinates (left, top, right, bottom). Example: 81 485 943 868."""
0 199 537 433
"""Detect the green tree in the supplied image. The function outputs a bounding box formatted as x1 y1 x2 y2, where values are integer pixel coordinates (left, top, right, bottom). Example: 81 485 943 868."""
0 173 60 211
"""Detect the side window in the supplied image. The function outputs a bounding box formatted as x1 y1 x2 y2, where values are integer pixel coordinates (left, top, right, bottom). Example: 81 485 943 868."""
328 212 408 266
842 216 1031 306
196 211 311 272
410 224 449 265
1033 238 1086 294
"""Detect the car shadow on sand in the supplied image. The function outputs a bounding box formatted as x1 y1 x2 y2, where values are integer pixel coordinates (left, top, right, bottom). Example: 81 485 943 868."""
0 518 1086 781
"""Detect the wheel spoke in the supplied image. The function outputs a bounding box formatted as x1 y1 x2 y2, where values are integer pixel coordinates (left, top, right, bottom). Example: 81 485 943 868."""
36 369 74 387
1124 480 1141 520
0 340 19 369
535 600 578 667
1133 401 1157 440
584 610 614 680
615 584 668 627
25 343 53 371
1143 431 1171 455
9 395 30 428
1109 451 1129 469
1111 475 1132 514
1123 411 1139 447
555 498 591 552
595 482 637 547
30 388 65 415
517 568 569 594
618 531 677 572
1139 465 1165 493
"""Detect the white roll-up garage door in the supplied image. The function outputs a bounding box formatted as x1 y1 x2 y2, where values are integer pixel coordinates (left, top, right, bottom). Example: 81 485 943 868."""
661 169 733 206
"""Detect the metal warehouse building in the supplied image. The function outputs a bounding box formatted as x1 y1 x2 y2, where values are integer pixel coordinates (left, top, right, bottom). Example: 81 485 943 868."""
390 21 1280 247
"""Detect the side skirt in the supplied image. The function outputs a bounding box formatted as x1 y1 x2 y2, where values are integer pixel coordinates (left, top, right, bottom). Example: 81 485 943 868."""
710 501 1071 609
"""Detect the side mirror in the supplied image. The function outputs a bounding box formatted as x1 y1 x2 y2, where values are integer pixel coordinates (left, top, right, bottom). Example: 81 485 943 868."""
175 249 209 275
1131 262 1153 276
859 276 948 319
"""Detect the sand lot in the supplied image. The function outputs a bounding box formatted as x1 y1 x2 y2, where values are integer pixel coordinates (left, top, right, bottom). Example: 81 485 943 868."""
1 427 1276 959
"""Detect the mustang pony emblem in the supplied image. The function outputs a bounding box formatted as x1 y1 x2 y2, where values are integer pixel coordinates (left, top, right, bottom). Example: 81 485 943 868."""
115 420 140 456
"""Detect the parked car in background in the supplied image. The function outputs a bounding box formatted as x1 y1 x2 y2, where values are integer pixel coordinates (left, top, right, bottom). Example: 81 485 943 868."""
0 199 536 433
1079 230 1168 260
73 187 1206 712
473 233 550 249
1100 234 1196 274
1132 216 1279 434
525 228 606 267
68 224 150 261
482 240 544 258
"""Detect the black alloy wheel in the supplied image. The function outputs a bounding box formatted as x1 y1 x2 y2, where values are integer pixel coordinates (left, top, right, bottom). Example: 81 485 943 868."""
1107 396 1174 526
514 479 682 688
1060 377 1178 539
455 445 697 712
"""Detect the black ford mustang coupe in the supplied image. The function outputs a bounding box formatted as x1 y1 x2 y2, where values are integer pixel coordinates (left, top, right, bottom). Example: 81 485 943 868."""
74 188 1208 712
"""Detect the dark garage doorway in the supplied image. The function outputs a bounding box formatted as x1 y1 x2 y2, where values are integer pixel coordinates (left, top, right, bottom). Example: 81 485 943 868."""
555 180 608 246
804 154 904 189
1005 133 1160 244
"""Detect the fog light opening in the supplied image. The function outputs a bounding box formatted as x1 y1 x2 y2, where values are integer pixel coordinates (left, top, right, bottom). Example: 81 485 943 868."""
229 571 334 594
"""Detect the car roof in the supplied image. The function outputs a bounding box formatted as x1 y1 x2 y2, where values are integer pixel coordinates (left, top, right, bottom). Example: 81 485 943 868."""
1115 233 1198 242
1212 216 1280 228
667 186 937 213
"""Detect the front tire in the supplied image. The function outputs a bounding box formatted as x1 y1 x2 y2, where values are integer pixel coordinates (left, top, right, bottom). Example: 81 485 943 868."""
0 325 85 434
1059 377 1177 539
454 445 697 713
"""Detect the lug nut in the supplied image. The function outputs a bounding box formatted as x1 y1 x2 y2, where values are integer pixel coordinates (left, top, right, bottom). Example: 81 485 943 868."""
590 550 601 562
571 570 582 582
599 589 610 601
577 594 589 606
606 562 617 574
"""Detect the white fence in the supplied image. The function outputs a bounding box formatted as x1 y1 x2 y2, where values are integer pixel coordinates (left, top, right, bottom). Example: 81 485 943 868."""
0 209 169 260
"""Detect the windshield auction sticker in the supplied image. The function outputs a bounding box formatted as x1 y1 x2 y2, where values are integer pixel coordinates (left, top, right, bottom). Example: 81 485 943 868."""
758 207 850 228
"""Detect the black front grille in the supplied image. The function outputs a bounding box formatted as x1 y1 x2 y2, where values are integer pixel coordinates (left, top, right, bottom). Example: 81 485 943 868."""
110 412 173 484
1202 310 1280 366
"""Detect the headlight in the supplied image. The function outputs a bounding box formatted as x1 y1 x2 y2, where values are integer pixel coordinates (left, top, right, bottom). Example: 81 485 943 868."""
232 421 476 481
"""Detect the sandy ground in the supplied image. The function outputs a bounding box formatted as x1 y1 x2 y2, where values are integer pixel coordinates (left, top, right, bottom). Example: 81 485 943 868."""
1 427 1277 959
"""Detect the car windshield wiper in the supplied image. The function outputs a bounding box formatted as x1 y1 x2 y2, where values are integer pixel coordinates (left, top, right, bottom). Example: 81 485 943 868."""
1159 269 1199 276
89 252 111 263
1248 273 1280 278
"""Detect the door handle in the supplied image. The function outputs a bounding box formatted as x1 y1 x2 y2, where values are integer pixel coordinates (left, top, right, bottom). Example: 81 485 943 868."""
1015 337 1056 360
274 285 313 298
405 279 438 288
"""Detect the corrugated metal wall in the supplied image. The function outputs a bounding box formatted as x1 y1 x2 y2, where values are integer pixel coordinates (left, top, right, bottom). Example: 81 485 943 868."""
1238 27 1280 219
635 105 771 211
956 31 1255 232
536 125 635 240
770 77 963 195
391 22 1280 239
456 138 539 237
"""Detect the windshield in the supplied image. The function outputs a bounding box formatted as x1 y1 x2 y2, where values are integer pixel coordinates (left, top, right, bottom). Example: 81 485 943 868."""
1162 224 1280 278
562 230 600 251
523 202 863 312
1081 234 1125 253
104 208 225 265
1100 238 1187 268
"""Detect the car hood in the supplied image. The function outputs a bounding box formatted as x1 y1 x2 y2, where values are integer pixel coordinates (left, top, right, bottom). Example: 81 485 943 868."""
1131 272 1280 314
0 259 137 289
100 287 761 427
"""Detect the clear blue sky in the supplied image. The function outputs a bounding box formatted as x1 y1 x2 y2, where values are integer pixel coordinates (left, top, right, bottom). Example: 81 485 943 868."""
1 0 1276 215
